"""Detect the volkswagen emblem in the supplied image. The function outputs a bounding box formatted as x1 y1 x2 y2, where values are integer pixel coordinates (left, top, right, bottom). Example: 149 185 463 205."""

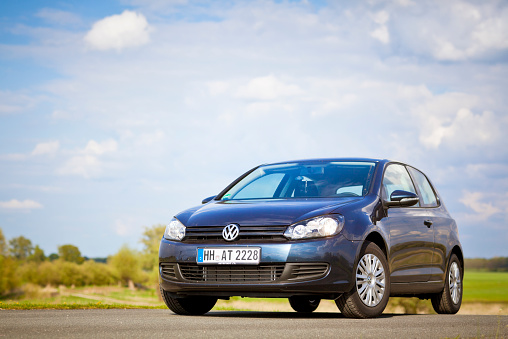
223 224 240 241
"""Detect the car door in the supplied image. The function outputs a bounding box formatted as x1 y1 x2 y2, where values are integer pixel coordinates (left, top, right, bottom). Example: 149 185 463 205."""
406 166 450 282
379 163 434 283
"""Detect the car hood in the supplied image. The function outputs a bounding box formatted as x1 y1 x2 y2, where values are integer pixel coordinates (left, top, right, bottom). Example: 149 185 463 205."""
176 198 362 227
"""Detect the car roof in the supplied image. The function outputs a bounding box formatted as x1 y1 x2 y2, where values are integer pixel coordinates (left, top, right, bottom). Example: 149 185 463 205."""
261 158 393 166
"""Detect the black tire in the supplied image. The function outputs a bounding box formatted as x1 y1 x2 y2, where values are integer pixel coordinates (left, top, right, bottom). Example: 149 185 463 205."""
431 254 462 314
289 296 321 313
160 285 217 315
336 241 390 318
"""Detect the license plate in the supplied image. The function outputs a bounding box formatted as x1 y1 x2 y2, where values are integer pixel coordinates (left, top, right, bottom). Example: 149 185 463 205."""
197 247 261 265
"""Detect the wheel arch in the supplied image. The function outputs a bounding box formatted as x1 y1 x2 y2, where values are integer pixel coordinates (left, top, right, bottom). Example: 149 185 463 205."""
364 231 388 259
450 245 464 274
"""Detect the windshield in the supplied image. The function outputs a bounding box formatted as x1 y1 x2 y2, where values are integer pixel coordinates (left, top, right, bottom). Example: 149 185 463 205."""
220 161 377 200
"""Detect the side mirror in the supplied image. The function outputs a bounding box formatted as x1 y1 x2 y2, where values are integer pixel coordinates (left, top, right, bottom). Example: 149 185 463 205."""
201 195 216 204
384 190 419 208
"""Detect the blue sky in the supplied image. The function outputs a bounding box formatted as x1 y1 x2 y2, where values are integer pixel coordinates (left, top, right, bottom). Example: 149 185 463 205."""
1 0 507 258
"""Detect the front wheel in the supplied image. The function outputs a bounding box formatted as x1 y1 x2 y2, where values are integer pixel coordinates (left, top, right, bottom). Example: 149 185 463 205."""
160 285 217 315
289 296 321 313
336 241 390 318
431 254 462 314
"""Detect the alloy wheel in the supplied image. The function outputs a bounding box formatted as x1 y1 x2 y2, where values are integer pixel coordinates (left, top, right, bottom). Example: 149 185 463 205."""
449 262 461 304
356 253 386 307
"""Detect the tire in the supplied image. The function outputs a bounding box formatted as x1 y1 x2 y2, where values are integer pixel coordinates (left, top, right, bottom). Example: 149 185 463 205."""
289 296 321 313
336 241 390 318
160 285 217 315
431 254 462 314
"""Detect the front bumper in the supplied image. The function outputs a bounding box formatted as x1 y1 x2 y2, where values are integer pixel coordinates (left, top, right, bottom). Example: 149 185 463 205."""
159 235 360 298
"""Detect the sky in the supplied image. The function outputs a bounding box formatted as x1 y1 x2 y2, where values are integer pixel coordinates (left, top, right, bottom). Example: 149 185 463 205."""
0 0 507 258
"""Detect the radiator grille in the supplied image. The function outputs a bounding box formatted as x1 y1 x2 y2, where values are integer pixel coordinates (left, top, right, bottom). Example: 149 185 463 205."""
179 264 285 283
183 226 287 242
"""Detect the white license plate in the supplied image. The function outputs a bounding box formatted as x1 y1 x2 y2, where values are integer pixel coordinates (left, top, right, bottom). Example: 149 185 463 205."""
197 247 261 265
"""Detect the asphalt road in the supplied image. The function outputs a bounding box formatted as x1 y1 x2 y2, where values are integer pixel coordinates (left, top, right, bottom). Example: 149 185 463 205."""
1 309 507 338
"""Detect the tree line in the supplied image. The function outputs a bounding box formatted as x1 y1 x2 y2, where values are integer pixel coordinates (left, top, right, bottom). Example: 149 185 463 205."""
464 257 508 271
0 225 165 295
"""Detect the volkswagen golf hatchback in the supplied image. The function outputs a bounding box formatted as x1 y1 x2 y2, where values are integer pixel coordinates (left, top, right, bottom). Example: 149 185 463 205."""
159 158 463 318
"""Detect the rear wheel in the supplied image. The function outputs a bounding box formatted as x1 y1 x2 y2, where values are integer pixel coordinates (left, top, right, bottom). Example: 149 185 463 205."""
431 254 462 314
160 285 217 315
289 296 321 313
336 241 390 318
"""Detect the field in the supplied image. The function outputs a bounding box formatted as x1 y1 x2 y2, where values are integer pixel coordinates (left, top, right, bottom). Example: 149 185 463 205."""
463 270 508 302
1 270 507 314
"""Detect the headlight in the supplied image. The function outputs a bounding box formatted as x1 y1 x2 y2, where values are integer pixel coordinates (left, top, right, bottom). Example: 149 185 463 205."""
284 215 344 240
164 218 186 241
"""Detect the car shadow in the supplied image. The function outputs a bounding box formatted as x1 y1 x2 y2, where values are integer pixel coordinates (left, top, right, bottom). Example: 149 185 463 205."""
205 311 414 319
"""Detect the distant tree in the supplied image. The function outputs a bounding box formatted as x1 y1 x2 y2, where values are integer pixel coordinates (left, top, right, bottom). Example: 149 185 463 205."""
58 244 84 264
9 236 33 260
140 224 165 271
28 245 46 263
0 228 7 256
0 255 19 293
48 253 59 261
109 245 144 285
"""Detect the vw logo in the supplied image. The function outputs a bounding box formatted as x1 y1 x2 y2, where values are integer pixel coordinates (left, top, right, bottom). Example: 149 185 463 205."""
223 224 240 241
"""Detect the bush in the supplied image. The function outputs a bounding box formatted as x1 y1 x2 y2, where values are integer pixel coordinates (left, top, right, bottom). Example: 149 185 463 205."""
0 255 19 294
109 245 147 285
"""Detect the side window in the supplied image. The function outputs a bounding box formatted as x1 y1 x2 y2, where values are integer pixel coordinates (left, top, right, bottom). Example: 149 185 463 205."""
407 167 438 207
382 164 419 207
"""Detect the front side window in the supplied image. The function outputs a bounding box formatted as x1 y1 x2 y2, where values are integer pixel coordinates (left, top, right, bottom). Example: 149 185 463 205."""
382 164 419 207
221 161 377 200
407 167 438 207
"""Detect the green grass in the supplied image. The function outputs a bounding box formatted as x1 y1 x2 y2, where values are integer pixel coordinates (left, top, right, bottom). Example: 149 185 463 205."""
463 270 508 303
0 301 165 310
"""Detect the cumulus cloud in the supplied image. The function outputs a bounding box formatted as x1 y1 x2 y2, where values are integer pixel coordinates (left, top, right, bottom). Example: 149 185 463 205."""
391 1 508 60
58 139 118 178
0 199 43 210
420 109 500 149
236 75 303 101
460 191 501 220
84 10 151 51
84 139 118 155
32 141 60 156
370 11 390 44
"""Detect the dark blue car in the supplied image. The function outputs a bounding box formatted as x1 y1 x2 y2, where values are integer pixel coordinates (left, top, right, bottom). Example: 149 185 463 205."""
159 158 463 318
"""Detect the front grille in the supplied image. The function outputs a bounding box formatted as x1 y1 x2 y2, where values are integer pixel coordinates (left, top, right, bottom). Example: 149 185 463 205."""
183 225 287 242
160 263 178 280
287 263 330 281
179 264 285 283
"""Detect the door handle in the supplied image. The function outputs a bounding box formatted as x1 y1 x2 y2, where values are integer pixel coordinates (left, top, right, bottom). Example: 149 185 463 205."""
424 220 433 228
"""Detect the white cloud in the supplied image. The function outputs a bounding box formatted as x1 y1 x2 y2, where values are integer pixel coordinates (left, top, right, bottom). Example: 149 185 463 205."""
420 109 500 149
32 141 60 156
58 139 118 178
236 75 303 101
84 139 118 155
460 191 501 220
390 1 508 60
114 219 138 236
370 11 390 44
84 10 151 51
371 26 390 44
35 8 82 26
0 199 43 210
0 91 37 115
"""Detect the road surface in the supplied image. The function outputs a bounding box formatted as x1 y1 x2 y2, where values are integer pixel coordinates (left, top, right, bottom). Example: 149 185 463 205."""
1 309 507 338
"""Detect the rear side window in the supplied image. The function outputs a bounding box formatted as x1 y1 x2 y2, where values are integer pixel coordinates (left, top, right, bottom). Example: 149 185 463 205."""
407 167 438 207
382 164 419 207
